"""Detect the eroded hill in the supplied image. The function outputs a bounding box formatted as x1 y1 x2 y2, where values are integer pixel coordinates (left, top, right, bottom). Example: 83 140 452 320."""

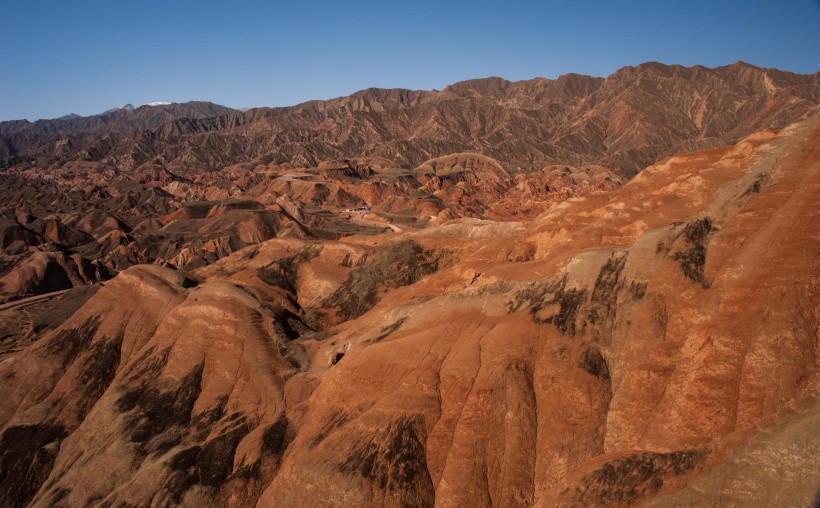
0 114 817 506
0 150 620 305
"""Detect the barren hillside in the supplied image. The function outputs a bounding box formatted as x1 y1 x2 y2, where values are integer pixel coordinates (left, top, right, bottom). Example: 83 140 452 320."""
0 112 817 506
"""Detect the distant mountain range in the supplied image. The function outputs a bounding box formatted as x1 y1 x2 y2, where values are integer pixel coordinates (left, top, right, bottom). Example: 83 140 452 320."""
99 102 174 115
1 101 236 138
1 61 818 175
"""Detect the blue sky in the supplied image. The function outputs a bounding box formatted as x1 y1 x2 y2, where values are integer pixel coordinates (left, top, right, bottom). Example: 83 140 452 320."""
2 0 819 121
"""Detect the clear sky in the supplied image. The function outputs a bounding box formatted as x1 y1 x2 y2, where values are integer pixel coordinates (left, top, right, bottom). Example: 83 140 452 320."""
2 0 819 121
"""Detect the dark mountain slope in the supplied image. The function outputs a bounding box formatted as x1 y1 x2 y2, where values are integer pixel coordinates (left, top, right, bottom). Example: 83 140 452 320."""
3 62 818 175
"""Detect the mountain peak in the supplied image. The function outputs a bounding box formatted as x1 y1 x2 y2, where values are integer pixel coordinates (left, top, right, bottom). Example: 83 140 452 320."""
103 104 135 114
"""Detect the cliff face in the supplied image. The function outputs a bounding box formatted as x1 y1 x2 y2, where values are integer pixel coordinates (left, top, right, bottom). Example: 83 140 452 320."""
2 62 819 176
0 114 817 507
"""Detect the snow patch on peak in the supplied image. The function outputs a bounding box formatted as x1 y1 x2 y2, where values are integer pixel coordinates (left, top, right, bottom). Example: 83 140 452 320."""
102 104 135 114
144 102 172 107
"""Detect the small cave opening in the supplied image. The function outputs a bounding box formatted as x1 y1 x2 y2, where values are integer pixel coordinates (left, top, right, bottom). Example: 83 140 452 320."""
331 351 345 365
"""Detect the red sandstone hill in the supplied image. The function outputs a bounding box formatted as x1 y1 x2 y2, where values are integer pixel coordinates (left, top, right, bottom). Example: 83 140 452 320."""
0 112 817 506
0 148 622 303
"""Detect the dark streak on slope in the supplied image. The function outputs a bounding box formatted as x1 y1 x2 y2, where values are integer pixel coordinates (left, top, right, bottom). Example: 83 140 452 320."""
0 424 67 508
309 240 444 328
507 276 587 336
339 416 435 506
568 448 709 505
671 217 713 288
115 362 204 457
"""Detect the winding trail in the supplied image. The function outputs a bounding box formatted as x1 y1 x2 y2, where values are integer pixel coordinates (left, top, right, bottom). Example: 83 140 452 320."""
348 214 403 233
0 288 72 311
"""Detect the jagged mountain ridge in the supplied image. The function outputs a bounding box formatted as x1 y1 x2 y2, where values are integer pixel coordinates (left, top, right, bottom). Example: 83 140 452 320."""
1 102 238 136
0 102 238 165
2 61 818 175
